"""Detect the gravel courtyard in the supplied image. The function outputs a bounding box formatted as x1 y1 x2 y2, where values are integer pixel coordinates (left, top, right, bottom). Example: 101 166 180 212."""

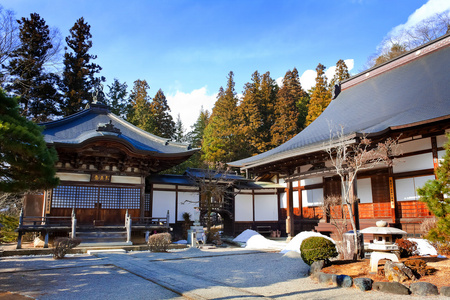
0 248 445 299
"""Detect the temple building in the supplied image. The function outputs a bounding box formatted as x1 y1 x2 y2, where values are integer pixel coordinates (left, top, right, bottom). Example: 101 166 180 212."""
229 33 450 238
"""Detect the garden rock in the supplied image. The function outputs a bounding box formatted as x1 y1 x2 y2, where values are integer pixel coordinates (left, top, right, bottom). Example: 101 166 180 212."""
318 272 336 284
410 282 438 296
353 278 373 291
441 286 450 297
333 274 353 287
372 282 410 295
384 260 416 282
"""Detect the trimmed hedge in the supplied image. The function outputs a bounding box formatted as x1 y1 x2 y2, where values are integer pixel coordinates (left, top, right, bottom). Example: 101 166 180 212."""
300 236 338 265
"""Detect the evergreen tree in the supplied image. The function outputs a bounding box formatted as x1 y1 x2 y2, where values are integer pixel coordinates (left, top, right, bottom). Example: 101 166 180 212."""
127 79 154 133
417 134 450 243
188 106 210 149
173 114 185 143
305 63 331 126
330 59 350 88
61 17 101 116
0 90 59 192
203 71 240 163
4 13 61 122
150 89 175 139
239 71 278 156
106 78 129 118
270 68 307 147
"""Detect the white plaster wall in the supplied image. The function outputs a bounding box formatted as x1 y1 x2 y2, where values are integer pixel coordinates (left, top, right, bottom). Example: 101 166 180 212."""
254 194 278 221
280 192 287 208
300 177 323 186
293 191 299 208
177 191 199 221
399 138 431 153
153 191 176 223
395 175 435 201
357 178 373 203
302 188 324 207
393 153 434 173
235 194 253 221
437 135 448 148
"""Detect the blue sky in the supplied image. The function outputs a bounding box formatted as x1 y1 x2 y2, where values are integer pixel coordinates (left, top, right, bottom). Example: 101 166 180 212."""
3 0 450 129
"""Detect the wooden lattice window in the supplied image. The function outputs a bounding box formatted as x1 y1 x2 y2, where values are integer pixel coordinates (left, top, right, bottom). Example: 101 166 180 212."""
51 185 141 209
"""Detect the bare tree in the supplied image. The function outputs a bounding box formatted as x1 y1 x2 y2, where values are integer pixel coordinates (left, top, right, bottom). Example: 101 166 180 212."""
0 192 24 216
0 6 19 82
185 164 238 242
325 125 400 259
321 195 349 258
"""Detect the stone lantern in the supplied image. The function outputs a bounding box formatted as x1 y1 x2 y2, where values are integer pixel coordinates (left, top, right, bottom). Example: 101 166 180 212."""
360 220 407 273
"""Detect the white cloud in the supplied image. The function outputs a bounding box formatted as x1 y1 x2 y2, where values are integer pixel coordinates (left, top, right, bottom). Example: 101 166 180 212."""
388 0 450 39
166 87 217 130
278 59 355 92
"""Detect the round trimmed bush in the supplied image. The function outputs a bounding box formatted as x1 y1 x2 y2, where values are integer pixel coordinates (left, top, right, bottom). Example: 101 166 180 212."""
300 236 338 265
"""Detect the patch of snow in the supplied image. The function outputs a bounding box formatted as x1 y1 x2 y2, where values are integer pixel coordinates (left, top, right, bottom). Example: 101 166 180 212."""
408 238 437 256
233 229 261 243
245 235 285 250
173 240 188 244
281 231 335 254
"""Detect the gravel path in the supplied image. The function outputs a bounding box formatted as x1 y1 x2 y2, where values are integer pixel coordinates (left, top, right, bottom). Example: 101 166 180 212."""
0 248 446 299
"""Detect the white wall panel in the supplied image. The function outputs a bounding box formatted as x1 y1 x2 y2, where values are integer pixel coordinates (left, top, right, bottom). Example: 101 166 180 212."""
300 177 322 186
437 135 448 148
235 194 253 221
395 175 435 202
177 191 199 221
293 191 299 208
393 153 433 173
400 138 431 153
254 195 278 221
280 192 287 208
357 178 373 204
302 188 324 207
153 191 176 223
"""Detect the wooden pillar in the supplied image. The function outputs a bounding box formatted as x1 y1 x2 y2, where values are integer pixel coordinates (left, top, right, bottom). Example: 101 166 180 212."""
286 181 295 239
388 167 398 223
175 185 179 223
431 136 439 172
252 189 256 228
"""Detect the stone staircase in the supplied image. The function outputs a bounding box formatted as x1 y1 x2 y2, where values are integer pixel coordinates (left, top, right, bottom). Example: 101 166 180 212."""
76 226 132 247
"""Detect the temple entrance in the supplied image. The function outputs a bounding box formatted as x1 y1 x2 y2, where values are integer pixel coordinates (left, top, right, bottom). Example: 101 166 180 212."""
49 185 141 225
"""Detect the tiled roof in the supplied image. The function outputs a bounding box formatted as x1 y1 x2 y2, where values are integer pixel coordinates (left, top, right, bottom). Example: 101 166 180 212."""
40 104 198 156
230 34 450 169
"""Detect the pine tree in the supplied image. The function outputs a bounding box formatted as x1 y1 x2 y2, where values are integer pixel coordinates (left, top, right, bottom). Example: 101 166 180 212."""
238 71 279 156
188 106 210 149
173 114 185 143
270 68 307 147
417 134 450 243
106 78 129 118
61 17 101 116
202 71 241 163
305 63 331 126
127 79 154 133
150 89 175 139
330 59 350 88
0 90 59 192
4 13 61 122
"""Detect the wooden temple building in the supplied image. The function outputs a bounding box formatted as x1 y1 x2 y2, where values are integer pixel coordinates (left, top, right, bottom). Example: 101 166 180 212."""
229 33 450 239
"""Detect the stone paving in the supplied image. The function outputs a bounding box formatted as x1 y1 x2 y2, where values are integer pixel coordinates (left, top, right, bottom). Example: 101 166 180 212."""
0 248 446 299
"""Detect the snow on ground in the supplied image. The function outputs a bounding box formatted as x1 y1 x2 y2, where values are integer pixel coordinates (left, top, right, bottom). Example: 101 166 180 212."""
245 235 286 250
233 229 261 243
281 231 335 254
408 238 438 256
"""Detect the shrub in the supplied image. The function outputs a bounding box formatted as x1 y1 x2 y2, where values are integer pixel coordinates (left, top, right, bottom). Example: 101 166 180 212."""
437 242 450 255
395 238 418 257
404 258 434 278
53 237 81 259
0 214 19 243
300 236 338 265
148 232 171 252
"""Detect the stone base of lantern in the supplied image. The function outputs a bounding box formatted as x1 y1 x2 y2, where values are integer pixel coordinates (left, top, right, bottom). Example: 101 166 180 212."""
369 251 400 273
